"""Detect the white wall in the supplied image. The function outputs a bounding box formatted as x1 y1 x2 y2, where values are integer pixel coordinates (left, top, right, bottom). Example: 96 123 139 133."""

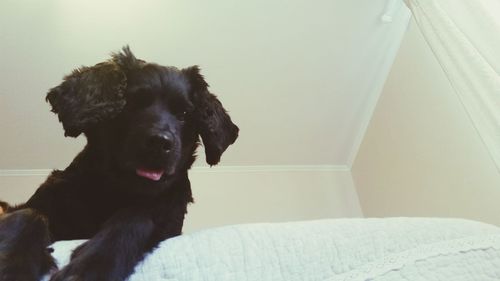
0 0 409 168
0 167 363 233
186 167 362 232
352 19 500 225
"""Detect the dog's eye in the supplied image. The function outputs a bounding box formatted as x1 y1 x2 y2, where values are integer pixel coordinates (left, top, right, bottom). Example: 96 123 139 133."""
176 111 188 121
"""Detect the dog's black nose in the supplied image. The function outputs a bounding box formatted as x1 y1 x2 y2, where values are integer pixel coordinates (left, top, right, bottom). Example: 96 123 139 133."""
148 134 173 153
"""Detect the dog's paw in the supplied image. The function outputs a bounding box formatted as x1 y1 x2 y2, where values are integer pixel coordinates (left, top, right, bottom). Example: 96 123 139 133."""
49 263 96 281
49 271 84 281
0 248 56 281
49 257 117 281
49 267 81 281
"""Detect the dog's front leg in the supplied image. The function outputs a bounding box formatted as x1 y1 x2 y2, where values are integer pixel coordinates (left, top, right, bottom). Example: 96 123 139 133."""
49 209 158 281
0 209 55 281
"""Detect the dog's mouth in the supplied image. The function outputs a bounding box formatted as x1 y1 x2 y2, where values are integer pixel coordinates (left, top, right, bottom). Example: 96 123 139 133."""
135 168 165 181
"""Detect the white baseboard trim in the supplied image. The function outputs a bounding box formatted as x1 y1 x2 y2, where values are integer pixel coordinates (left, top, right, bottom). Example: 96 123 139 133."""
192 165 350 173
0 165 350 177
0 169 52 177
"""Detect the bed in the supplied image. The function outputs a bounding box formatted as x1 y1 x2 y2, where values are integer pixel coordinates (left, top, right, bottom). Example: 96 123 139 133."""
43 217 500 280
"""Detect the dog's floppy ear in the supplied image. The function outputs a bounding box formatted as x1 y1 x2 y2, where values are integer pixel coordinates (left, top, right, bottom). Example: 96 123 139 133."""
183 66 239 165
46 59 127 137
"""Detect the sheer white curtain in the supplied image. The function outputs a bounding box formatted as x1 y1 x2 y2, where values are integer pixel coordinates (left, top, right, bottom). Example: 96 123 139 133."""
405 0 500 169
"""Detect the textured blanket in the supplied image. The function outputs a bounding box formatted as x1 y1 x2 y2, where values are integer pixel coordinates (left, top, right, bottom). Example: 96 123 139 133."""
44 218 500 280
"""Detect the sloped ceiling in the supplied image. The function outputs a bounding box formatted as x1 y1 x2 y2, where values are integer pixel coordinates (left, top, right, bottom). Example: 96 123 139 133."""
0 0 410 169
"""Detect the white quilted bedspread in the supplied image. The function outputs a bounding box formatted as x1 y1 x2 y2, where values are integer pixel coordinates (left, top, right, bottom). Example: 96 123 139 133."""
44 218 500 281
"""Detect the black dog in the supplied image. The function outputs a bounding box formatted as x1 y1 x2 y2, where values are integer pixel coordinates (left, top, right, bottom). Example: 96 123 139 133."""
0 47 238 281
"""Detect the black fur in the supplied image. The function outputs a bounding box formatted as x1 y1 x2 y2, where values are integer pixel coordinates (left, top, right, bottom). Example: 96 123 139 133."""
0 46 238 281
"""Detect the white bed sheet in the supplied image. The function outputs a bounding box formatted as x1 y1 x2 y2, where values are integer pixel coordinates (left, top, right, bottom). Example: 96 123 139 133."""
43 218 500 281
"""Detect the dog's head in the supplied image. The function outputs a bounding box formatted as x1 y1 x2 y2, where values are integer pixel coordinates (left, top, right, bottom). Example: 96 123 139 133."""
46 47 238 188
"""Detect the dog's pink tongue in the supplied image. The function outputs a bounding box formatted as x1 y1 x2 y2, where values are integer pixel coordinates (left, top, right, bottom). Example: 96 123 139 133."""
136 168 164 181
